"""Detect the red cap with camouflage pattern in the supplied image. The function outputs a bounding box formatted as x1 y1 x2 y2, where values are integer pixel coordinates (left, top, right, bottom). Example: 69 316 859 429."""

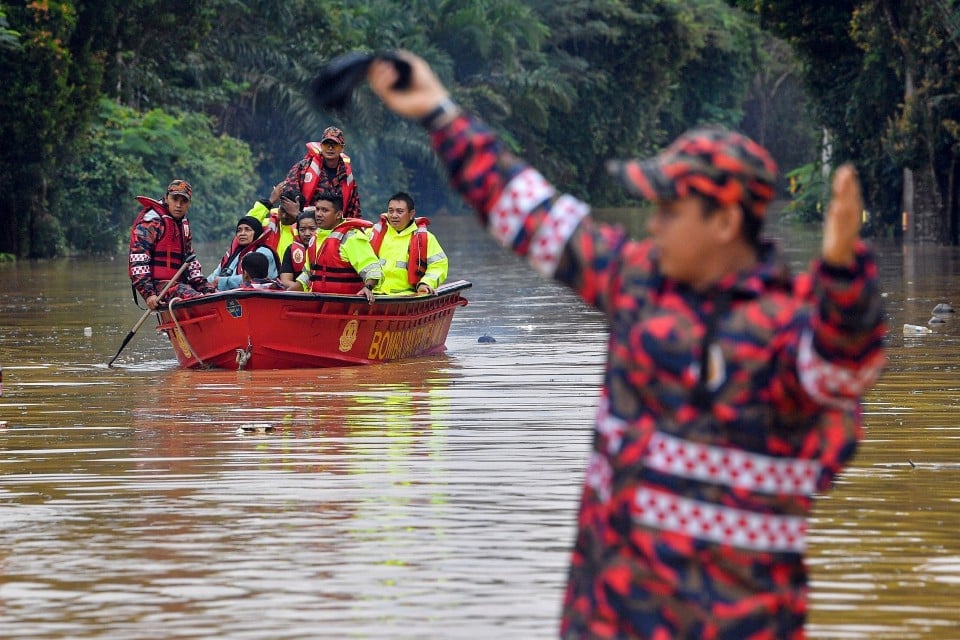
607 126 777 219
165 179 193 200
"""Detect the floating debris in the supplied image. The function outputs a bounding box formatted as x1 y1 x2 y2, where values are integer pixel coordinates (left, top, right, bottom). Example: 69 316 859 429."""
903 323 933 335
84 327 93 337
478 334 496 344
236 423 274 434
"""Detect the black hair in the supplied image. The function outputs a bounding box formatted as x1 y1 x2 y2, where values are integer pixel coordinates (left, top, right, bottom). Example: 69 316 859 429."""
281 186 305 209
312 191 341 211
242 251 269 279
387 191 415 211
697 194 764 253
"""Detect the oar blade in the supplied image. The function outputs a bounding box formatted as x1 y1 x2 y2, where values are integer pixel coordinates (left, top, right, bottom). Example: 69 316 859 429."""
107 331 137 368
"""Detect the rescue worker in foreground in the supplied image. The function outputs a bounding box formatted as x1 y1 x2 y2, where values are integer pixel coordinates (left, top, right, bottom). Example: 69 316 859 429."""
368 191 448 295
128 179 215 310
364 51 887 638
294 191 381 303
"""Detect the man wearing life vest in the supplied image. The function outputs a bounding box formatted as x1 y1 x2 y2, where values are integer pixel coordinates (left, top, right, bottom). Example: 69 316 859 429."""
208 215 281 291
295 192 381 303
284 126 361 219
246 183 304 261
368 191 448 295
128 179 216 310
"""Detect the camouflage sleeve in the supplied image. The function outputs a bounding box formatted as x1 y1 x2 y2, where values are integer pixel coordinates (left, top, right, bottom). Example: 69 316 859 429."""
346 183 361 219
429 113 628 315
182 234 216 294
283 159 306 192
128 215 163 300
797 242 887 405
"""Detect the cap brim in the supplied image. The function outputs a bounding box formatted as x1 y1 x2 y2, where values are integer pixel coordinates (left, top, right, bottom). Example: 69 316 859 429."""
606 158 675 202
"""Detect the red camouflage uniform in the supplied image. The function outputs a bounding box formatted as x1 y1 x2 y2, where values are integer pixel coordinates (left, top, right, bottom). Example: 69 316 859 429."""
284 153 361 219
430 114 886 639
128 208 214 302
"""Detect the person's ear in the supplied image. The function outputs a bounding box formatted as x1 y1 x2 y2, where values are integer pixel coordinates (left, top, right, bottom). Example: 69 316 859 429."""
713 203 743 244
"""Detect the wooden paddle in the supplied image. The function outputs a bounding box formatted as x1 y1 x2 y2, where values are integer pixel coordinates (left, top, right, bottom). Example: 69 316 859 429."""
107 254 195 367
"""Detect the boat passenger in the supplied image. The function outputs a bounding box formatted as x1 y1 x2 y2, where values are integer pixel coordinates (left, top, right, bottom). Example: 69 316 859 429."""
246 183 305 261
368 191 448 295
296 192 381 303
128 179 216 310
208 215 280 291
279 208 319 291
240 251 286 290
283 126 362 219
364 51 887 639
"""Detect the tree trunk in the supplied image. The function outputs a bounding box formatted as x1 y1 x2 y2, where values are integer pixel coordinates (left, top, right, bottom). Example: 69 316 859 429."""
913 163 948 243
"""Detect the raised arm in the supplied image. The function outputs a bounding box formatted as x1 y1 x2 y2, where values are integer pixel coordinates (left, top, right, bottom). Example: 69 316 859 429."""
367 53 619 312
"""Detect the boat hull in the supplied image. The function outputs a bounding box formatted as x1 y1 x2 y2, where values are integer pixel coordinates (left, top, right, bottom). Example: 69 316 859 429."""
155 280 471 370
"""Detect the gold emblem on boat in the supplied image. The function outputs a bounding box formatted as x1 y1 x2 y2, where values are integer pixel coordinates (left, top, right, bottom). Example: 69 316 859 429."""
339 319 359 352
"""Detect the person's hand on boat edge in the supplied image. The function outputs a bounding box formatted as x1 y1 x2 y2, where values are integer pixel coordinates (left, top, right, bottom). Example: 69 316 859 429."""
358 281 376 304
821 164 863 268
367 51 457 125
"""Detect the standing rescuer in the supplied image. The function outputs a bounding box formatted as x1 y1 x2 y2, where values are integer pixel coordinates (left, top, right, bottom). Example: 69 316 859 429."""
360 51 887 638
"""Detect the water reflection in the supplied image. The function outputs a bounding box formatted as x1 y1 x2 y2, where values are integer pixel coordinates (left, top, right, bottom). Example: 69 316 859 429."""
1 214 959 638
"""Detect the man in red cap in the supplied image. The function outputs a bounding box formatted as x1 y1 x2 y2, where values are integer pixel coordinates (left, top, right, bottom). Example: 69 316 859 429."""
364 52 887 638
128 179 216 310
283 125 362 219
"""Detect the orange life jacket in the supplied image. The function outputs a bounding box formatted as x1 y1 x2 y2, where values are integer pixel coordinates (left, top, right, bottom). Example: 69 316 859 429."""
289 240 309 275
306 219 372 293
130 196 191 282
215 224 280 278
300 143 355 216
368 215 431 285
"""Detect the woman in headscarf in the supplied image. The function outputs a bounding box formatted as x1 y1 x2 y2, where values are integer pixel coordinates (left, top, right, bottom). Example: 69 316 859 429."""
208 215 280 291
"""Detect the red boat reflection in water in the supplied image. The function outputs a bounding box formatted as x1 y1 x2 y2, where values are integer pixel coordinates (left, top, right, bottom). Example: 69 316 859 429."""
154 280 471 370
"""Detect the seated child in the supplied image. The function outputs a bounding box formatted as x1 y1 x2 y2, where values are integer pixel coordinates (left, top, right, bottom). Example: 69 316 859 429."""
240 251 286 290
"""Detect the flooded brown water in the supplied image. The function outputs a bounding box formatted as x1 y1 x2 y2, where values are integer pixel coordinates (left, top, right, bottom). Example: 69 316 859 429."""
1 214 959 639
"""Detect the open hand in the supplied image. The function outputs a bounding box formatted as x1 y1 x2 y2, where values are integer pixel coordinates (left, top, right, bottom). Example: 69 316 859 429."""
821 164 862 267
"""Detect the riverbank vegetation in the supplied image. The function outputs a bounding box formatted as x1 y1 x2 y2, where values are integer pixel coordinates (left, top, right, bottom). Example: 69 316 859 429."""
0 1 957 257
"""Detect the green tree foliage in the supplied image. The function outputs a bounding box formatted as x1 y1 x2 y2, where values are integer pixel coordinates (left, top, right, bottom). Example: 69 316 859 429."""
0 6 19 50
0 0 831 257
738 0 960 242
740 35 819 207
61 99 258 254
0 1 101 258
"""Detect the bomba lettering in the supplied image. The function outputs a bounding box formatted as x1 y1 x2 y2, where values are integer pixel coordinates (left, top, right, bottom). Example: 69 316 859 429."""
368 321 448 360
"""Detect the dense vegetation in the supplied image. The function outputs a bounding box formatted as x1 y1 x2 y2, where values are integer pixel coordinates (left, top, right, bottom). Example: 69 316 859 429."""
0 0 957 258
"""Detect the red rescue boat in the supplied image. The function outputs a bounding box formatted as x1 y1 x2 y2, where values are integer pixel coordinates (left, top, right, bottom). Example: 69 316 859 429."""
154 280 471 370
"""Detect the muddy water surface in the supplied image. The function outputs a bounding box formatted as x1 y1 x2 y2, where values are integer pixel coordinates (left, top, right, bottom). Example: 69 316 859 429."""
1 215 958 639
